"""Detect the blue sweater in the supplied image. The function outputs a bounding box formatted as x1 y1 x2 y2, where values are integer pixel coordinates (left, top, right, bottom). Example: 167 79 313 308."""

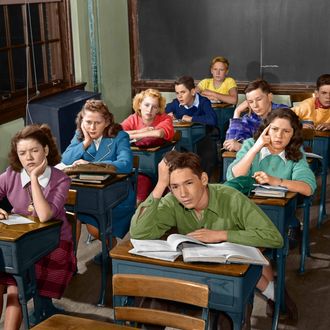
165 94 217 126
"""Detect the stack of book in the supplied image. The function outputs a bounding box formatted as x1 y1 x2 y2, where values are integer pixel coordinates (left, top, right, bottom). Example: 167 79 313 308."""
252 184 288 198
129 234 269 265
71 173 112 184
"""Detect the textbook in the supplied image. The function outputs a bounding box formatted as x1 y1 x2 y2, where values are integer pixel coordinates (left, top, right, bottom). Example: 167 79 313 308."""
252 184 288 198
129 234 269 265
78 173 111 181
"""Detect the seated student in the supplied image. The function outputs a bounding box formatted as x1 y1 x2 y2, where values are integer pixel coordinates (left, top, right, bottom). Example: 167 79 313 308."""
291 73 330 131
165 76 218 178
130 150 284 327
121 88 175 204
227 108 317 197
0 124 76 328
62 99 134 250
196 56 238 105
224 79 288 152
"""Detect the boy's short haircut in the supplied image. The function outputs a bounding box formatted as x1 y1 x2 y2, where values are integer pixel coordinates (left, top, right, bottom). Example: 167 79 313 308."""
164 150 203 178
174 76 195 91
210 56 229 69
316 74 330 90
244 79 271 95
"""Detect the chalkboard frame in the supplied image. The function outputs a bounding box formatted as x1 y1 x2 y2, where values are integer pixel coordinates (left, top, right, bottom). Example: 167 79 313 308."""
127 0 318 97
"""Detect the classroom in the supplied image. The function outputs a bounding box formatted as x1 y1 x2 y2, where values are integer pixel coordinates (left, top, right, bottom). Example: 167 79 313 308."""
0 1 329 329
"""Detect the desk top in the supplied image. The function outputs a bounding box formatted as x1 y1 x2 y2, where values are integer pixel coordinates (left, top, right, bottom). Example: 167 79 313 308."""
70 174 128 189
250 191 297 207
110 240 250 277
211 102 232 109
173 120 194 127
0 216 61 242
315 130 330 138
222 151 237 158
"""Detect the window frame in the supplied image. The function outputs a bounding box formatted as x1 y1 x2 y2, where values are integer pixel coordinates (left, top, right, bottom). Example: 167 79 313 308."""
0 0 78 125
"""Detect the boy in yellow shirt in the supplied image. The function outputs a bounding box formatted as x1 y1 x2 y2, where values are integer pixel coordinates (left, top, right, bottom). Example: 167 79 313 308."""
196 56 238 105
292 74 330 131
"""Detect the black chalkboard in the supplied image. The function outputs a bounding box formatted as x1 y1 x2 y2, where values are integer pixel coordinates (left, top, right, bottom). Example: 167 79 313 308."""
132 0 330 86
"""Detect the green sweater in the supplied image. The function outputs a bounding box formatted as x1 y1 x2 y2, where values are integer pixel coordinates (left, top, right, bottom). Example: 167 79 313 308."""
130 184 283 248
226 138 317 193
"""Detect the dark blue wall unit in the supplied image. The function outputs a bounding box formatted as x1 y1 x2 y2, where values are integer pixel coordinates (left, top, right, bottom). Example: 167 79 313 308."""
27 90 100 152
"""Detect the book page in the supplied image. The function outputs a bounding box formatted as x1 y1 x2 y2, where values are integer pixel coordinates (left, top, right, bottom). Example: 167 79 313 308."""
166 233 206 250
253 184 288 192
129 248 181 262
1 214 35 225
130 239 174 252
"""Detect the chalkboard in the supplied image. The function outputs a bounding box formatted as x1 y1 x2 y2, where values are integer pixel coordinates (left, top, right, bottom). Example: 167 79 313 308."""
130 0 330 88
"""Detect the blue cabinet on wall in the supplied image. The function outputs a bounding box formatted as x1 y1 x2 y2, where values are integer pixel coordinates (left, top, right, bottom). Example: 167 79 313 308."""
27 89 101 152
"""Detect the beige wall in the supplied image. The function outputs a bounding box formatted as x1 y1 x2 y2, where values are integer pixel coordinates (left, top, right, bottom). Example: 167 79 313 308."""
70 0 132 122
0 119 24 172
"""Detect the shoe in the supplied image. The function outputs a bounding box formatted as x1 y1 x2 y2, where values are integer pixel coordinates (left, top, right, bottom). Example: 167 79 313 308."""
284 288 298 322
242 303 253 330
265 289 298 322
266 299 275 318
93 252 103 265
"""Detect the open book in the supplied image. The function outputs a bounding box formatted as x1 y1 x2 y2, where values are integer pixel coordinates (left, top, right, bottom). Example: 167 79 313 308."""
252 184 288 198
129 234 269 265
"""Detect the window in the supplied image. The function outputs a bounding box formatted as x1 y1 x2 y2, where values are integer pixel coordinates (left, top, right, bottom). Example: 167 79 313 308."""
0 0 76 124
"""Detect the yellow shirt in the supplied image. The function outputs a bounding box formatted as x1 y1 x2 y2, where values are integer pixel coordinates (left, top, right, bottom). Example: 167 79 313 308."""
198 77 237 95
292 97 330 126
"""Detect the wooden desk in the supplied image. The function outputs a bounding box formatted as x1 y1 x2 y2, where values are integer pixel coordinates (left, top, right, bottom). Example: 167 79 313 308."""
110 240 262 330
0 217 62 330
313 130 330 226
70 175 130 306
131 142 176 184
173 122 206 153
250 192 298 330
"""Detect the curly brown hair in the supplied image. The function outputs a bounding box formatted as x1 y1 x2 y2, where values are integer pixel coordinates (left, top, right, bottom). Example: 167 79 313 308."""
75 99 122 141
9 124 61 172
164 150 203 178
254 108 303 162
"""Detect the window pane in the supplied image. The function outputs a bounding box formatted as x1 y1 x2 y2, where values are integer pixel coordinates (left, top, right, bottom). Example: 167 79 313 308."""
8 5 24 45
46 41 63 81
0 6 6 48
28 3 41 42
43 3 60 40
31 44 45 84
12 48 26 90
0 52 10 93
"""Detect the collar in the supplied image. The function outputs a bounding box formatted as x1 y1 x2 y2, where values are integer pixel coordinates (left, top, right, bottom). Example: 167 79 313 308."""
315 97 328 109
184 93 200 109
21 166 51 188
259 147 287 163
93 136 103 151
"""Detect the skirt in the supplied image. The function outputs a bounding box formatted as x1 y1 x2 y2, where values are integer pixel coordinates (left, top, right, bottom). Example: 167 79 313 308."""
0 239 76 299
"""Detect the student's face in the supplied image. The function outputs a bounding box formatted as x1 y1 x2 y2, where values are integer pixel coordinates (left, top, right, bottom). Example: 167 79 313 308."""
140 96 159 123
246 88 273 118
169 168 208 210
211 61 228 82
82 110 109 140
175 84 195 107
268 118 294 153
315 85 330 108
17 138 48 175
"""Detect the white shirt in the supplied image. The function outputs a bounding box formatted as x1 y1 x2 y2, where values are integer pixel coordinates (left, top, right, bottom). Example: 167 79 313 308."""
184 93 200 109
20 166 51 188
259 147 287 163
93 136 102 151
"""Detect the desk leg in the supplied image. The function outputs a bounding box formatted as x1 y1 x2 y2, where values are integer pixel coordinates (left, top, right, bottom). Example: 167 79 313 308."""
97 213 109 307
13 275 30 330
318 165 328 228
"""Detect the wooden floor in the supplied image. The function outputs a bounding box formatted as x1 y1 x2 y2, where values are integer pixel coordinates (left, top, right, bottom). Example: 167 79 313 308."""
0 174 329 330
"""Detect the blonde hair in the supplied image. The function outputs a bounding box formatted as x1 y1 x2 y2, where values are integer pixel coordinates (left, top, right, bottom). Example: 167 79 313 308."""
210 56 229 70
132 89 166 116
